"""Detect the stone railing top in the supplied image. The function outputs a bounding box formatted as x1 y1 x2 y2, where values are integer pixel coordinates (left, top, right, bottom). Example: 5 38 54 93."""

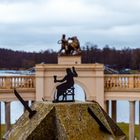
0 75 35 89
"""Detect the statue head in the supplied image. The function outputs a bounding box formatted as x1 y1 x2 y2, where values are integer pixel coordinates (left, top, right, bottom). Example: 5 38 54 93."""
66 68 72 74
62 34 66 39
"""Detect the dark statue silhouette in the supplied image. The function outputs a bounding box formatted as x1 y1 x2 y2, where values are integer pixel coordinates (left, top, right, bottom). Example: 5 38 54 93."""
58 34 81 55
53 67 78 102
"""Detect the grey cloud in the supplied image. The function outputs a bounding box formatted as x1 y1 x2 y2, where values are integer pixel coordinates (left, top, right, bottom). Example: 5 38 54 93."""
0 0 140 51
0 0 41 3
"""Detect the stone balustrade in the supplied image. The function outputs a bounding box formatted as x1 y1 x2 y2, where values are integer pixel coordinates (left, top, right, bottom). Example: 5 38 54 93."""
1 74 140 91
0 76 35 89
104 74 140 90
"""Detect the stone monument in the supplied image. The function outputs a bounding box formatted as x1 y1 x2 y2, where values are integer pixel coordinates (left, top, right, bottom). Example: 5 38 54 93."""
3 102 126 140
3 36 126 140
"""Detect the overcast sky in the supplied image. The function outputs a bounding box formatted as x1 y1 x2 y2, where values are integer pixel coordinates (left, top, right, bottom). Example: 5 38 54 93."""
0 0 140 52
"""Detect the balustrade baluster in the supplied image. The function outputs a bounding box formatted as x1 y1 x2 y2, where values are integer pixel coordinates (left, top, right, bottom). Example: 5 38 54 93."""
120 77 123 88
16 77 18 88
12 77 15 88
125 77 127 88
128 76 134 88
138 76 140 88
136 76 138 87
134 76 136 88
107 78 110 88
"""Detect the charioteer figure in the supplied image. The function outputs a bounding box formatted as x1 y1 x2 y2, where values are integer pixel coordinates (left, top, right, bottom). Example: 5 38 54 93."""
58 34 81 55
58 34 68 55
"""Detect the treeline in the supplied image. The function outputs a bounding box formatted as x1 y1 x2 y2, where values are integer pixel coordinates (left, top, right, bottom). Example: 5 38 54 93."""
0 48 57 69
82 44 140 70
0 43 140 70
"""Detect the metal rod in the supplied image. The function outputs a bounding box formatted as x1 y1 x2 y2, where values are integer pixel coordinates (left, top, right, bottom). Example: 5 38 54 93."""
14 89 37 119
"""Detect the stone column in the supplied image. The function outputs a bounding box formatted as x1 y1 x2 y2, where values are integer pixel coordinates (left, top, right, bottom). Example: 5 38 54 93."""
105 100 109 114
112 100 117 122
129 101 135 140
36 65 45 101
5 102 11 132
95 65 104 109
0 101 1 139
138 101 140 140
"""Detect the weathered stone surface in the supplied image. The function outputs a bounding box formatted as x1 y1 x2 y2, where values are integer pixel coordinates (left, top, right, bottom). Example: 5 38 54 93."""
3 102 126 140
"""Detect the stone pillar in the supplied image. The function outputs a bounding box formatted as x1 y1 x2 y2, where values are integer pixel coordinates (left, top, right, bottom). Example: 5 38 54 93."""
112 100 117 122
129 101 135 140
138 101 140 140
95 65 104 109
5 102 11 132
36 65 45 101
0 101 1 139
105 100 109 114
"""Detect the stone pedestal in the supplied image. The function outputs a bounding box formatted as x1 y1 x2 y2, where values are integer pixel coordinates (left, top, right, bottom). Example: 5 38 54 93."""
58 55 81 64
3 102 126 140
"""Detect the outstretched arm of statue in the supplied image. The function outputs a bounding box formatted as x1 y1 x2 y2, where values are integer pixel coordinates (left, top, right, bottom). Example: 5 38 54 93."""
54 75 66 83
72 67 78 77
53 75 57 83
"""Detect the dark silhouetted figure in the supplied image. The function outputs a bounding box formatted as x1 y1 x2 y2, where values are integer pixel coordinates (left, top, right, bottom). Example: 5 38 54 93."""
58 34 81 55
53 67 78 102
58 34 68 55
